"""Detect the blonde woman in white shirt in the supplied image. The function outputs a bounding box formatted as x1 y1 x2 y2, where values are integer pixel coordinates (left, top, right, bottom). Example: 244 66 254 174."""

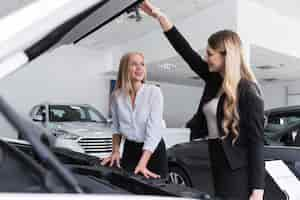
101 52 168 179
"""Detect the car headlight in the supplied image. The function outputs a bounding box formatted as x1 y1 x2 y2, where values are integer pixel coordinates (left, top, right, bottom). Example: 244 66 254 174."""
52 129 80 140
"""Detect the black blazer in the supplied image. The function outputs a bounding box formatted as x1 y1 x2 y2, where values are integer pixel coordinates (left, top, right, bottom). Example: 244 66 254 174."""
164 27 265 189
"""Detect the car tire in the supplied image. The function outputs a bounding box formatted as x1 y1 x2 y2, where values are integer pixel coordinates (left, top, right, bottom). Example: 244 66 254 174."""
168 166 192 187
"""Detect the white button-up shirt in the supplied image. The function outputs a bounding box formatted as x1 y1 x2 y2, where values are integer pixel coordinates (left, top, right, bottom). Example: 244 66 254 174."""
110 84 164 153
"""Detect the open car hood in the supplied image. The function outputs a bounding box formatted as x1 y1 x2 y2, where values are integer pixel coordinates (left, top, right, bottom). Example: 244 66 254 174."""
0 0 143 79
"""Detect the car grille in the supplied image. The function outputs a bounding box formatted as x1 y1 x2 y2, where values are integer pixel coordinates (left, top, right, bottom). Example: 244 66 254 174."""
78 137 112 154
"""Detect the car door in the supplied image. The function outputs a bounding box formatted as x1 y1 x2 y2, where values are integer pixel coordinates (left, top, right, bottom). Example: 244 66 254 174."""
167 140 214 195
263 145 300 200
263 111 300 199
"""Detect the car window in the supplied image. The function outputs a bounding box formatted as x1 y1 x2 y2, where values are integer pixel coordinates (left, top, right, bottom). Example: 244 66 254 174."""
265 113 300 147
49 105 105 123
265 114 300 131
87 107 106 123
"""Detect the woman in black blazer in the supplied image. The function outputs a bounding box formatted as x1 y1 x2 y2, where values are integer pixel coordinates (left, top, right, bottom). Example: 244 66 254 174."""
141 1 265 200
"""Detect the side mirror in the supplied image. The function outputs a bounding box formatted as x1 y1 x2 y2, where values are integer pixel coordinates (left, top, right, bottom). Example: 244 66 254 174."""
33 115 45 122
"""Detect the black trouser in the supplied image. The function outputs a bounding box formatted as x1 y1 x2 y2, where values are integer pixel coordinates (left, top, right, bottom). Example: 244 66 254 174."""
209 138 250 200
121 139 168 178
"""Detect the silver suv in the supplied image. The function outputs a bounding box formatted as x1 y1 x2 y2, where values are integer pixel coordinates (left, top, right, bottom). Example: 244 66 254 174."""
29 103 113 158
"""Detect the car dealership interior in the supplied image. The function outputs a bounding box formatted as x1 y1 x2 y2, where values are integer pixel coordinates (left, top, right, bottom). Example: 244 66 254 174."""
0 0 300 199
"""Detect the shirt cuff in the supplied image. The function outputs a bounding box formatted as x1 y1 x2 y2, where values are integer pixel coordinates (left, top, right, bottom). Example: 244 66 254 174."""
142 138 161 153
111 125 119 134
163 26 177 36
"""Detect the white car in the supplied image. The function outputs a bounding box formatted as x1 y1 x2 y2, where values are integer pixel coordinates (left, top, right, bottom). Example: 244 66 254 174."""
28 103 190 158
29 103 114 158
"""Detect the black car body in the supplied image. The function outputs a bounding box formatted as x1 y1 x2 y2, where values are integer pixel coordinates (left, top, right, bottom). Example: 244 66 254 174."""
167 106 300 200
2 136 210 199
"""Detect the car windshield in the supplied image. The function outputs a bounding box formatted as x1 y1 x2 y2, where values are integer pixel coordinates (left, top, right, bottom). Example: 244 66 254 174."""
49 105 106 123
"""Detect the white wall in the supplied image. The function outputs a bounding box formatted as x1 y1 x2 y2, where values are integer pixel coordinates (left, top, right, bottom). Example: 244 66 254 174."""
161 80 297 127
260 82 287 109
287 82 300 106
0 0 30 18
236 0 300 109
160 83 204 128
161 79 296 127
161 79 299 127
260 80 300 109
237 0 300 59
0 44 113 138
161 80 300 127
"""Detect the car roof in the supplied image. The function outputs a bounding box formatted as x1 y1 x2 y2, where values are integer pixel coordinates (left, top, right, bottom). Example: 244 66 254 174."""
265 105 300 116
40 102 90 106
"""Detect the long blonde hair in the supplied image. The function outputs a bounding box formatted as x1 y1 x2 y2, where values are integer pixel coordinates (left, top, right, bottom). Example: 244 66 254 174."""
208 30 257 142
114 52 146 96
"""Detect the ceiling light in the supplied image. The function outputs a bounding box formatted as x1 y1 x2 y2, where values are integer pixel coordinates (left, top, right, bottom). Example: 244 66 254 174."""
261 78 279 82
279 63 285 67
158 63 177 71
256 65 281 70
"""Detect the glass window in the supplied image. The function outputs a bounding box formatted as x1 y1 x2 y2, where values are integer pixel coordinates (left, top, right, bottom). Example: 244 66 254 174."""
87 107 106 123
265 113 300 146
49 105 106 123
266 114 300 131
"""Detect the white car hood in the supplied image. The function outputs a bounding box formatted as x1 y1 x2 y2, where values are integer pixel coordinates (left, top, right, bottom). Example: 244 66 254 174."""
51 122 114 137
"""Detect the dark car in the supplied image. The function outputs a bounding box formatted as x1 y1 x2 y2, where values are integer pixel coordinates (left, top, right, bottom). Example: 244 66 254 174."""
1 127 210 199
167 106 300 200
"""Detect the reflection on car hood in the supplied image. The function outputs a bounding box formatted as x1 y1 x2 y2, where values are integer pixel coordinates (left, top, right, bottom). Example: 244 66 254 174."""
51 122 113 136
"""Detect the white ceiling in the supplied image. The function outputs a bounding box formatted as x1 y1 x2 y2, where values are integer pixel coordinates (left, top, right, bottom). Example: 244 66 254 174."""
93 0 300 86
0 0 36 18
78 0 300 51
104 44 300 86
79 0 220 49
251 45 300 82
144 45 300 86
251 0 300 20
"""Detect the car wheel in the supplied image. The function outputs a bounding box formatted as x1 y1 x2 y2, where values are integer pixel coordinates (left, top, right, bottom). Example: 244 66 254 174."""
168 166 192 187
